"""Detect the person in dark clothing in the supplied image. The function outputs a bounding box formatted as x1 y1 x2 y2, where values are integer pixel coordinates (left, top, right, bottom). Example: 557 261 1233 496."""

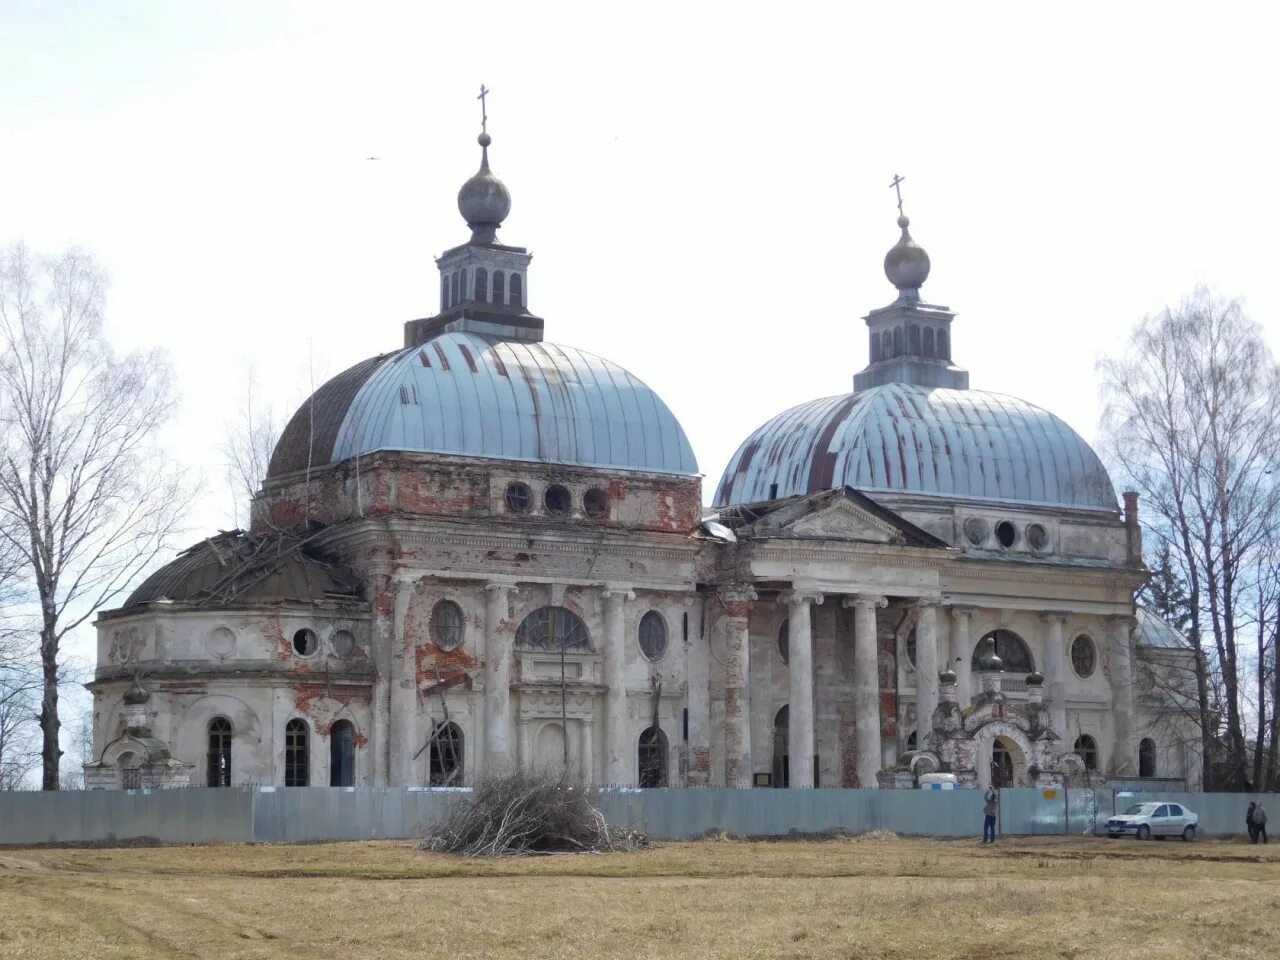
1255 803 1268 844
1247 801 1258 842
982 787 998 844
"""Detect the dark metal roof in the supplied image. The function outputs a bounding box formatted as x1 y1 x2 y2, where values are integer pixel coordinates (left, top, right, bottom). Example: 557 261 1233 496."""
123 531 362 608
715 383 1118 512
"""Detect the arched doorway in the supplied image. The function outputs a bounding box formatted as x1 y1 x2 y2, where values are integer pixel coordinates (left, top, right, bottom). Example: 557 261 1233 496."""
638 727 668 787
991 738 1015 787
772 705 789 787
975 727 1031 788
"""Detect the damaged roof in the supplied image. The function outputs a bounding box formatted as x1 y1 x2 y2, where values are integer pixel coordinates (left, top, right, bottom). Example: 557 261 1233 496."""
123 531 363 608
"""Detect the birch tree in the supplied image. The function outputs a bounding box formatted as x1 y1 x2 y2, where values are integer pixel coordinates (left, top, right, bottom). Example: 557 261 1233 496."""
221 365 279 528
1100 287 1280 789
0 242 187 790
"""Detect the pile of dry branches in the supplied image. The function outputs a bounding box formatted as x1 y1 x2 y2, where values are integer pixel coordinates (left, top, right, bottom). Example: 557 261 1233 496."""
421 769 647 857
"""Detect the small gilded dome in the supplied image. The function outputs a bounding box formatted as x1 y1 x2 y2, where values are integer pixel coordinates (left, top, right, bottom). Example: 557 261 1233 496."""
457 134 511 244
884 215 931 295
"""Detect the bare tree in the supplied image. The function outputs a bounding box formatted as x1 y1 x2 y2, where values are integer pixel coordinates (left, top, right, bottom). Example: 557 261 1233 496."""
1100 287 1280 790
221 365 279 528
0 242 188 790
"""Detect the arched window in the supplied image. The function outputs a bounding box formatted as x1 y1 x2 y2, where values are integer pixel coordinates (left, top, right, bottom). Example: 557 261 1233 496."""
892 326 904 356
431 600 465 651
492 270 505 304
330 720 355 787
514 606 590 651
908 324 921 354
207 717 232 787
881 330 892 360
777 619 790 665
509 272 523 307
869 330 880 362
451 271 461 307
285 718 309 786
428 721 463 786
474 267 488 302
117 751 142 790
937 328 949 359
922 327 936 358
772 705 789 788
460 268 468 301
441 275 449 311
1075 734 1098 771
972 629 1035 674
1139 738 1156 778
638 611 668 661
638 726 668 787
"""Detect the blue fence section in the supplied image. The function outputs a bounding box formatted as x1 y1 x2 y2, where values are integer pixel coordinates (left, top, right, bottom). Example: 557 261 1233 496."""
1 787 1278 846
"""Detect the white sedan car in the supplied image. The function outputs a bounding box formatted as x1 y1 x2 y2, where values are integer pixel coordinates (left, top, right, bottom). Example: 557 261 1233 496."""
1105 801 1198 841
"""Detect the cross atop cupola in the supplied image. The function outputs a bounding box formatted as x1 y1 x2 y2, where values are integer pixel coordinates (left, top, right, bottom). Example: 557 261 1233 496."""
852 178 968 392
404 87 544 347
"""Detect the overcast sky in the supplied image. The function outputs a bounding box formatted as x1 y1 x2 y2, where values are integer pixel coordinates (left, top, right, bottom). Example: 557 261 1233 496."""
3 2 1278 656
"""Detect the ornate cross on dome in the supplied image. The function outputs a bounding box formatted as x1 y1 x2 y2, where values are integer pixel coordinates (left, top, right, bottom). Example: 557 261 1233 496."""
477 84 490 134
889 174 906 216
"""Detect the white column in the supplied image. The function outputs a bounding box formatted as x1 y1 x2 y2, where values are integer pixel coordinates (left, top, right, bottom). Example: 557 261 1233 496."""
483 581 518 774
949 606 975 705
579 719 594 785
782 588 823 788
845 594 885 788
720 586 756 788
1109 615 1138 776
1042 611 1069 735
369 571 395 787
685 596 711 785
603 586 634 786
915 601 940 749
389 579 416 785
516 717 530 768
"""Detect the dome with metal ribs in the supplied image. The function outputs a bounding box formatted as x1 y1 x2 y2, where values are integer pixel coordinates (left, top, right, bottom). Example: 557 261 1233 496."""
267 332 697 478
714 382 1117 511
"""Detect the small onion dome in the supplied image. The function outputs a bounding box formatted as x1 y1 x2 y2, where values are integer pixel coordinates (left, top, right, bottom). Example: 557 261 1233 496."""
457 132 511 244
122 678 151 705
939 669 958 686
979 650 1004 672
883 214 931 297
1025 670 1046 687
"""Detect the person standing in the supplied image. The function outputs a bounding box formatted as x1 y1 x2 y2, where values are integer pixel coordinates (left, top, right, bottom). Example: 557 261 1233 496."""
1247 801 1259 843
1255 804 1268 844
982 787 998 844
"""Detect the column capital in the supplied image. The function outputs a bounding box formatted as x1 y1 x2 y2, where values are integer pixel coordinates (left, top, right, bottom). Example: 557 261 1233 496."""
602 584 636 604
1039 610 1072 623
484 579 520 596
842 594 887 610
718 585 757 604
779 587 824 606
948 604 979 619
914 597 943 609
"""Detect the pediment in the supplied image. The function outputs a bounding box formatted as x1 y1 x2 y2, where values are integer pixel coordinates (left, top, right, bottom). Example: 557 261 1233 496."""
782 500 901 543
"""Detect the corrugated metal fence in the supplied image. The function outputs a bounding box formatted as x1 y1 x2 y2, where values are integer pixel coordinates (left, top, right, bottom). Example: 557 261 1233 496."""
1 787 1277 846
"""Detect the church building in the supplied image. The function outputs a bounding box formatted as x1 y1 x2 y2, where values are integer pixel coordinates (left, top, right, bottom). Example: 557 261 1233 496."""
84 111 1199 792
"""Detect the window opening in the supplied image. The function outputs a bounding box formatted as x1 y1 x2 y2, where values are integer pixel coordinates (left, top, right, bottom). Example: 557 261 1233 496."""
474 267 488 302
293 628 318 656
639 611 668 661
1139 737 1156 778
431 600 465 651
492 270 505 304
330 720 355 786
991 739 1014 786
207 717 232 787
583 487 608 518
544 484 571 514
285 718 309 786
509 272 522 307
429 721 464 786
514 607 590 651
972 629 1034 673
1074 734 1098 771
995 520 1017 548
505 481 532 513
777 619 790 665
1071 635 1096 678
772 705 789 787
638 726 668 788
330 629 356 658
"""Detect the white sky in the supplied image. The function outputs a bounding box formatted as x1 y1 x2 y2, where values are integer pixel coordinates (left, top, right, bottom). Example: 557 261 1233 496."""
3 1 1279 676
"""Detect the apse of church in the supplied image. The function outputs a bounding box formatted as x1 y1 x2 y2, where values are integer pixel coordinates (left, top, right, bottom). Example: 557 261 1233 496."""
83 100 1201 792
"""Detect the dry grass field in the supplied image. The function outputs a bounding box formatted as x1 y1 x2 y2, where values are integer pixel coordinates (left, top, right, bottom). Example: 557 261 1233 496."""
2 835 1278 959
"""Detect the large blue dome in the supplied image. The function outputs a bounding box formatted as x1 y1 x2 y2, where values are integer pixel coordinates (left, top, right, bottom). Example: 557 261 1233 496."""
714 383 1117 511
269 332 697 478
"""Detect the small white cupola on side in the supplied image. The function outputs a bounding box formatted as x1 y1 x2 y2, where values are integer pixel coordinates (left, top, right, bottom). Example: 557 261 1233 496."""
852 175 968 392
404 85 544 348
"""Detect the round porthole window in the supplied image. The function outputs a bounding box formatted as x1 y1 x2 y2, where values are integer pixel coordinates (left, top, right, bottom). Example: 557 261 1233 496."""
583 488 608 518
638 611 668 661
505 481 532 513
544 484 571 515
995 520 1017 549
963 517 989 547
330 629 357 658
1026 523 1049 552
292 628 319 656
1071 634 1096 678
431 600 465 651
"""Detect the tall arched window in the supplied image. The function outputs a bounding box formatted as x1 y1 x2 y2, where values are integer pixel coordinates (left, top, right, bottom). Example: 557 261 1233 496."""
428 721 463 785
514 606 590 651
991 739 1014 786
509 272 523 307
638 726 668 787
460 268 468 301
451 271 461 307
922 327 936 358
1139 738 1156 778
772 705 789 788
330 720 355 787
492 270 506 305
972 629 1035 673
285 718 309 786
880 330 892 360
441 275 449 311
474 267 488 302
908 324 921 354
892 326 904 356
938 328 949 359
207 717 232 787
869 330 880 362
1074 734 1098 771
